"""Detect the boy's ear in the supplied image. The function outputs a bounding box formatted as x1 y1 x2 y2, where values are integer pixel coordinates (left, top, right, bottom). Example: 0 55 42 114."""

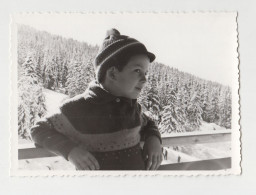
106 66 117 80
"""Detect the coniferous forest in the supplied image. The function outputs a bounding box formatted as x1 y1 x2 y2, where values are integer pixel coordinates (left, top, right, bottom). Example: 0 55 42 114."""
17 25 232 140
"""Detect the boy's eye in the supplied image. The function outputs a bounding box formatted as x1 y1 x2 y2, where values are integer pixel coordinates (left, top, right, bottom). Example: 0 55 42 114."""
135 69 141 73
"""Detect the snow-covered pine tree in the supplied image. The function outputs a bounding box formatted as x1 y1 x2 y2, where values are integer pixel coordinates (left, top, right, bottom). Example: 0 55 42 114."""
158 81 168 112
62 69 68 93
203 86 216 123
211 88 221 123
18 55 46 139
224 87 232 129
159 90 186 133
66 55 87 97
176 84 188 131
176 78 189 123
84 58 96 87
201 82 210 121
66 58 78 97
145 75 161 122
34 51 43 83
186 89 203 131
157 67 173 109
42 50 58 90
217 86 226 126
219 87 232 129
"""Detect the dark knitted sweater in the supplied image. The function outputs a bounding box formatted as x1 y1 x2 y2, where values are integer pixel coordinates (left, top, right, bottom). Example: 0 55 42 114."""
31 81 161 170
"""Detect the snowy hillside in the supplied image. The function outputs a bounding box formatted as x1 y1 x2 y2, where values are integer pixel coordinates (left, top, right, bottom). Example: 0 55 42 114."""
199 121 227 131
43 88 68 114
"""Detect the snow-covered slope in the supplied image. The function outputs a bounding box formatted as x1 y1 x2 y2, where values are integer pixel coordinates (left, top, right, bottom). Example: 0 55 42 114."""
162 148 200 165
43 88 68 114
199 121 227 131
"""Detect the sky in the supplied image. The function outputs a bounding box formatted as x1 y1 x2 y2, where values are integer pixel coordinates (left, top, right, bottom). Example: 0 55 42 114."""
13 13 238 87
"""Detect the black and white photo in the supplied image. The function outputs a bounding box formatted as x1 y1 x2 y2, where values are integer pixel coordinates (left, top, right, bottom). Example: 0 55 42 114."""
10 12 240 176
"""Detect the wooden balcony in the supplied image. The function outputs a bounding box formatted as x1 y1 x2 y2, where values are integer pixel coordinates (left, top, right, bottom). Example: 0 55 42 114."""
18 130 231 170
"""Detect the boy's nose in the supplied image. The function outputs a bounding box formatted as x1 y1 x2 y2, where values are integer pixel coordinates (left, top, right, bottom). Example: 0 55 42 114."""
140 74 147 83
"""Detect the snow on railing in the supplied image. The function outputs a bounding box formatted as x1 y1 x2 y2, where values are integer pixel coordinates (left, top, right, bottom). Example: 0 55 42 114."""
18 130 231 170
161 130 231 147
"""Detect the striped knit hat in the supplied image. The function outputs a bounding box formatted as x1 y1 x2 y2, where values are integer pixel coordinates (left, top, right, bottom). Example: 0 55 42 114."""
94 28 155 82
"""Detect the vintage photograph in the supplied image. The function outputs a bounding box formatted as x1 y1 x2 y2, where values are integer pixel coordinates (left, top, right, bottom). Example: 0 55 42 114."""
10 13 240 176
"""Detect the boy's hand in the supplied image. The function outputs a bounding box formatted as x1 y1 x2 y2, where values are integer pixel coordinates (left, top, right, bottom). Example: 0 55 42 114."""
68 147 100 170
143 136 163 170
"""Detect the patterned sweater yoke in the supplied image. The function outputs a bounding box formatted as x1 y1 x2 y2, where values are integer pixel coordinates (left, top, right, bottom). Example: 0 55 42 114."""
49 109 142 152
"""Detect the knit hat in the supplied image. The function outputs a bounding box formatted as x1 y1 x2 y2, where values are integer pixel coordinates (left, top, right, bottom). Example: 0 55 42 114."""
94 28 155 82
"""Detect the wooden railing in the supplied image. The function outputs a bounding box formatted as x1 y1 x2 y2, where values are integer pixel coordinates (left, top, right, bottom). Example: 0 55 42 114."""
18 130 231 170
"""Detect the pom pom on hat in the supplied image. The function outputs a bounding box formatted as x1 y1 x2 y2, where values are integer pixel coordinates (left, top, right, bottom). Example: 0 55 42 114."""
95 28 155 82
105 28 120 39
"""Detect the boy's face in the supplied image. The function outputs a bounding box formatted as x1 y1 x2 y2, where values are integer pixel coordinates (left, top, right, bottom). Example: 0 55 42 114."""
114 54 150 99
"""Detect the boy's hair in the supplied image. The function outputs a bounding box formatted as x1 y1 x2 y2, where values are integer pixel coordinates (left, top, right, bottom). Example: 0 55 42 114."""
94 28 155 83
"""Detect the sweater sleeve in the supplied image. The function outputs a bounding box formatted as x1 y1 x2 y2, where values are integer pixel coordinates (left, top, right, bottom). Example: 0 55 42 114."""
140 112 162 144
30 116 78 160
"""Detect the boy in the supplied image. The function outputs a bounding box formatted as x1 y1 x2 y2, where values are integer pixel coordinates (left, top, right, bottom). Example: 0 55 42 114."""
31 28 162 170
